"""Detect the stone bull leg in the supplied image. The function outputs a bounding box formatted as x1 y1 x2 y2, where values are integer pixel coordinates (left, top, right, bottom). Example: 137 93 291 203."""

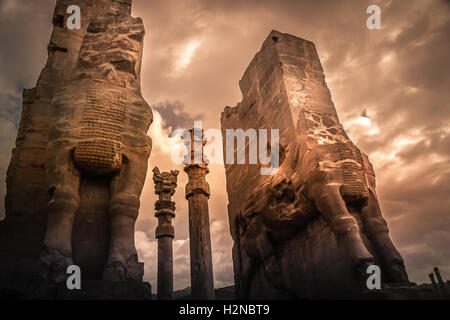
243 223 284 290
38 145 80 284
306 174 373 281
237 179 312 297
103 147 150 281
360 193 409 283
236 240 257 300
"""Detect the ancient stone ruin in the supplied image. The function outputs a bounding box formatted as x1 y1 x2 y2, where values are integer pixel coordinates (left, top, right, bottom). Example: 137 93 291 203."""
221 30 411 299
0 0 152 299
0 0 441 300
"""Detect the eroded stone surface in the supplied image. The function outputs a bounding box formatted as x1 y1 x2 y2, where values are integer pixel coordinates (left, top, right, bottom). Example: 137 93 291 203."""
221 30 410 299
0 0 152 298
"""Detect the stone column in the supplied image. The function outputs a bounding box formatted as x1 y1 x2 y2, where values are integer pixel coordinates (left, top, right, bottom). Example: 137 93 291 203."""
184 129 215 300
153 167 179 300
429 273 440 298
434 267 449 299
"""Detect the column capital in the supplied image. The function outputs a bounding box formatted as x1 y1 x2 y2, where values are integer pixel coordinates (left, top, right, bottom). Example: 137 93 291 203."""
153 167 178 237
153 167 179 197
184 128 209 166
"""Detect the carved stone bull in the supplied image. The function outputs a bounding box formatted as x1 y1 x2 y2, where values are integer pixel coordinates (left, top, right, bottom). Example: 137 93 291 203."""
37 11 152 284
221 30 409 299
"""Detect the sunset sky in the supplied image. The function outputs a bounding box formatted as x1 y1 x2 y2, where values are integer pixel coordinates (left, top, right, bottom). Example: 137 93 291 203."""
0 0 449 291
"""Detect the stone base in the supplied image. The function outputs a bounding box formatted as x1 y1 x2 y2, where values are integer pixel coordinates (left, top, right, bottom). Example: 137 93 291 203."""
364 283 441 300
0 280 152 300
170 284 439 300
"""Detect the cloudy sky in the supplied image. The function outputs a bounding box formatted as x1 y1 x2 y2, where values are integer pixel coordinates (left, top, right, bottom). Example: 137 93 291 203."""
0 0 449 291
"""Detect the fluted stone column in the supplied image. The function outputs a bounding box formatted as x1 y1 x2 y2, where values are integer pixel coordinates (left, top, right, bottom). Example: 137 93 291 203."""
153 167 179 300
184 129 215 300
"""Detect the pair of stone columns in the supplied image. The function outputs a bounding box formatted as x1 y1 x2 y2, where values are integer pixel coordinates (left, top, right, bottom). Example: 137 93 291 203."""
153 129 215 300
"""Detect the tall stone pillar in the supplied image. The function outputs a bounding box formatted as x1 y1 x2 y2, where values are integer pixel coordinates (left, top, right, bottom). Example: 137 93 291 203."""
153 167 179 300
429 273 440 298
184 129 215 300
434 267 448 299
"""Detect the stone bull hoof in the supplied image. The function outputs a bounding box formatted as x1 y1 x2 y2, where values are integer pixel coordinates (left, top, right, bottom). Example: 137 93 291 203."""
35 245 73 285
103 255 144 282
384 259 411 284
354 257 375 286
